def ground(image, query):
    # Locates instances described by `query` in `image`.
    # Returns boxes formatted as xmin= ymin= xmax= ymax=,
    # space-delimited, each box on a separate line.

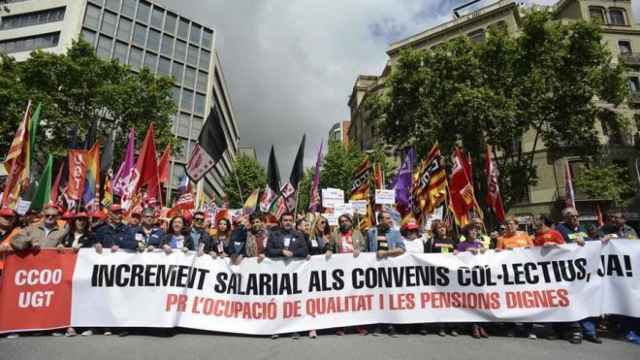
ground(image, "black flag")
xmin=266 ymin=145 xmax=281 ymax=193
xmin=289 ymin=134 xmax=306 ymax=189
xmin=186 ymin=106 xmax=228 ymax=181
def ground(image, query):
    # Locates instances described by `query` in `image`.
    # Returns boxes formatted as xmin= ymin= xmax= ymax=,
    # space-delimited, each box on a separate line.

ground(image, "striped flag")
xmin=2 ymin=101 xmax=32 ymax=208
xmin=413 ymin=144 xmax=447 ymax=216
xmin=83 ymin=142 xmax=101 ymax=211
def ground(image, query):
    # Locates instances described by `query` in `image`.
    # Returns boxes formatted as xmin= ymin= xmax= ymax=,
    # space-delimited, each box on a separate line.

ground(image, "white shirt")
xmin=404 ymin=238 xmax=424 ymax=254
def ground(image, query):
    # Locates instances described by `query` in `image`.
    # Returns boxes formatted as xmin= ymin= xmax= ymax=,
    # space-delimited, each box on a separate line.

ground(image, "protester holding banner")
xmin=599 ymin=211 xmax=639 ymax=240
xmin=555 ymin=208 xmax=588 ymax=245
xmin=161 ymin=216 xmax=194 ymax=253
xmin=11 ymin=204 xmax=66 ymax=251
xmin=245 ymin=213 xmax=269 ymax=259
xmin=61 ymin=212 xmax=96 ymax=251
xmin=428 ymin=220 xmax=456 ymax=255
xmin=307 ymin=216 xmax=332 ymax=257
xmin=330 ymin=214 xmax=366 ymax=257
xmin=456 ymin=224 xmax=489 ymax=338
xmin=190 ymin=211 xmax=213 ymax=256
xmin=266 ymin=212 xmax=308 ymax=339
xmin=213 ymin=218 xmax=231 ymax=256
xmin=533 ymin=215 xmax=565 ymax=247
xmin=0 ymin=207 xmax=19 ymax=276
xmin=401 ymin=221 xmax=429 ymax=255
xmin=496 ymin=216 xmax=533 ymax=250
xmin=95 ymin=205 xmax=135 ymax=251
xmin=228 ymin=219 xmax=249 ymax=264
xmin=129 ymin=208 xmax=165 ymax=251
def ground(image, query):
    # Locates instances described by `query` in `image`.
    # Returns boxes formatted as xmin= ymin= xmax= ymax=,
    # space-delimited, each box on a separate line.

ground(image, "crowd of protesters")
xmin=0 ymin=203 xmax=639 ymax=344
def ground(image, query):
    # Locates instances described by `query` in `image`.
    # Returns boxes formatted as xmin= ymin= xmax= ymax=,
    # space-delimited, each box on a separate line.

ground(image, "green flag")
xmin=29 ymin=102 xmax=42 ymax=154
xmin=30 ymin=154 xmax=53 ymax=212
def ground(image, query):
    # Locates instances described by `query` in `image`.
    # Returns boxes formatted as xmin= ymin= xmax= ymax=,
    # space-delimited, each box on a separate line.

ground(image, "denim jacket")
xmin=367 ymin=227 xmax=405 ymax=252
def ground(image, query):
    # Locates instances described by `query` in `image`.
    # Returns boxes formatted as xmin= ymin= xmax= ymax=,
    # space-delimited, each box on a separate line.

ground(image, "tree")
xmin=370 ymin=9 xmax=627 ymax=216
xmin=222 ymin=154 xmax=267 ymax=208
xmin=574 ymin=164 xmax=634 ymax=208
xmin=319 ymin=140 xmax=365 ymax=196
xmin=0 ymin=40 xmax=178 ymax=169
xmin=295 ymin=168 xmax=315 ymax=212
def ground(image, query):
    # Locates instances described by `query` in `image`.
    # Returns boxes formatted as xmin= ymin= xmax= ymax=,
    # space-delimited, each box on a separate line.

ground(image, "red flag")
xmin=564 ymin=162 xmax=576 ymax=210
xmin=67 ymin=149 xmax=88 ymax=201
xmin=449 ymin=148 xmax=479 ymax=226
xmin=134 ymin=123 xmax=160 ymax=205
xmin=158 ymin=145 xmax=171 ymax=184
xmin=374 ymin=162 xmax=384 ymax=190
xmin=50 ymin=159 xmax=65 ymax=206
xmin=596 ymin=204 xmax=604 ymax=227
xmin=484 ymin=145 xmax=506 ymax=223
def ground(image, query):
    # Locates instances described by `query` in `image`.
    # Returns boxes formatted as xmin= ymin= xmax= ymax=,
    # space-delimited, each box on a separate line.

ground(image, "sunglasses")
xmin=194 ymin=218 xmax=205 ymax=222
xmin=44 ymin=214 xmax=59 ymax=218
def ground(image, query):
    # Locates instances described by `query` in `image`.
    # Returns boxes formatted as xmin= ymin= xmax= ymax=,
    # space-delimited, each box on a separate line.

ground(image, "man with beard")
xmin=266 ymin=212 xmax=308 ymax=339
xmin=95 ymin=205 xmax=137 ymax=252
xmin=245 ymin=213 xmax=269 ymax=261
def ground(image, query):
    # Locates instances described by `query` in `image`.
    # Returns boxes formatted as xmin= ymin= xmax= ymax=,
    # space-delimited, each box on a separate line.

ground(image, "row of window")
xmin=0 ymin=32 xmax=59 ymax=54
xmin=87 ymin=0 xmax=213 ymax=49
xmin=589 ymin=6 xmax=628 ymax=26
xmin=0 ymin=7 xmax=65 ymax=31
xmin=84 ymin=5 xmax=210 ymax=72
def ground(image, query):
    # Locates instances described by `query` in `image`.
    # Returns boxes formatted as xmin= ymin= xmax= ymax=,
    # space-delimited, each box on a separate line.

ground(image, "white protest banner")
xmin=324 ymin=212 xmax=339 ymax=226
xmin=333 ymin=202 xmax=353 ymax=216
xmin=375 ymin=189 xmax=396 ymax=205
xmin=1 ymin=241 xmax=639 ymax=335
xmin=16 ymin=198 xmax=31 ymax=215
xmin=321 ymin=188 xmax=344 ymax=208
xmin=350 ymin=200 xmax=368 ymax=215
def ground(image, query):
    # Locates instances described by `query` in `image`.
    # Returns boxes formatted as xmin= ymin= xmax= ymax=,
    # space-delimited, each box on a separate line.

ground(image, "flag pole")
xmin=234 ymin=163 xmax=244 ymax=205
xmin=294 ymin=187 xmax=301 ymax=217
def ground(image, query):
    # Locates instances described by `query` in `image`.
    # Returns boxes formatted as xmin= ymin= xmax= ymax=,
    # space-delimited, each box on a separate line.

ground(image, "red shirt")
xmin=534 ymin=229 xmax=565 ymax=247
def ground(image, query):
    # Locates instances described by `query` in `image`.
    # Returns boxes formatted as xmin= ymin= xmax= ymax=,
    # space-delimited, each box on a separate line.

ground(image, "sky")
xmin=158 ymin=0 xmax=640 ymax=177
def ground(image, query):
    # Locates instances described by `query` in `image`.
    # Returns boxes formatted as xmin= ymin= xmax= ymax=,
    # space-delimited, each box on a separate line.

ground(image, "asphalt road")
xmin=1 ymin=331 xmax=638 ymax=360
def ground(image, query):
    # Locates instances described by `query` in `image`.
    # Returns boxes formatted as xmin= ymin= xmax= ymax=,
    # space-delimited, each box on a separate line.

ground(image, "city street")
xmin=1 ymin=332 xmax=638 ymax=360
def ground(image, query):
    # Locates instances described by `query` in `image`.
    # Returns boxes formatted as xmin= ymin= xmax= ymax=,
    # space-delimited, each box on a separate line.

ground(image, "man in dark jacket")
xmin=94 ymin=205 xmax=136 ymax=251
xmin=265 ymin=212 xmax=308 ymax=340
xmin=129 ymin=208 xmax=165 ymax=251
xmin=191 ymin=211 xmax=213 ymax=255
xmin=266 ymin=212 xmax=308 ymax=259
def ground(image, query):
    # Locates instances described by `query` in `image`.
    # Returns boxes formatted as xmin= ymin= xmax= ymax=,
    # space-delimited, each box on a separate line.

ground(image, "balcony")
xmin=620 ymin=53 xmax=640 ymax=66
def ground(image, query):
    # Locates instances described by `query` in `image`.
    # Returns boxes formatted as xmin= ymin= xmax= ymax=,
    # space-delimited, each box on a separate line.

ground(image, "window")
xmin=184 ymin=67 xmax=196 ymax=89
xmin=150 ymin=7 xmax=164 ymax=28
xmin=132 ymin=23 xmax=146 ymax=46
xmin=136 ymin=1 xmax=150 ymax=23
xmin=97 ymin=35 xmax=113 ymax=59
xmin=589 ymin=7 xmax=605 ymax=24
xmin=0 ymin=7 xmax=66 ymax=30
xmin=157 ymin=57 xmax=171 ymax=75
xmin=177 ymin=113 xmax=191 ymax=137
xmin=202 ymin=29 xmax=213 ymax=49
xmin=81 ymin=29 xmax=97 ymax=46
xmin=199 ymin=49 xmax=210 ymax=70
xmin=190 ymin=24 xmax=201 ymax=44
xmin=171 ymin=62 xmax=184 ymax=84
xmin=164 ymin=12 xmax=177 ymax=33
xmin=128 ymin=46 xmax=143 ymax=70
xmin=84 ymin=4 xmax=101 ymax=30
xmin=116 ymin=18 xmax=132 ymax=41
xmin=187 ymin=45 xmax=199 ymax=66
xmin=468 ymin=29 xmax=485 ymax=43
xmin=174 ymin=40 xmax=186 ymax=61
xmin=194 ymin=94 xmax=206 ymax=115
xmin=177 ymin=18 xmax=189 ymax=39
xmin=160 ymin=34 xmax=173 ymax=56
xmin=629 ymin=77 xmax=640 ymax=93
xmin=0 ymin=32 xmax=60 ymax=54
xmin=147 ymin=29 xmax=161 ymax=52
xmin=196 ymin=71 xmax=208 ymax=92
xmin=100 ymin=11 xmax=117 ymax=37
xmin=105 ymin=0 xmax=120 ymax=11
xmin=113 ymin=41 xmax=128 ymax=63
xmin=619 ymin=41 xmax=632 ymax=55
xmin=191 ymin=116 xmax=203 ymax=138
xmin=121 ymin=0 xmax=136 ymax=18
xmin=609 ymin=8 xmax=627 ymax=25
xmin=88 ymin=0 xmax=104 ymax=4
xmin=172 ymin=161 xmax=186 ymax=180
xmin=181 ymin=89 xmax=193 ymax=111
xmin=143 ymin=52 xmax=157 ymax=71
xmin=171 ymin=86 xmax=181 ymax=104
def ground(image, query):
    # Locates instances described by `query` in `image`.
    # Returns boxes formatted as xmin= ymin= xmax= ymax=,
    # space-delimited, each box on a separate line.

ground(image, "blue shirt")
xmin=367 ymin=227 xmax=405 ymax=252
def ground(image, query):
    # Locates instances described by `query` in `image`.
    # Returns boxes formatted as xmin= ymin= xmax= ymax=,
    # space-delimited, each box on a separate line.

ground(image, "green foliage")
xmin=319 ymin=140 xmax=365 ymax=196
xmin=295 ymin=168 xmax=315 ymax=212
xmin=222 ymin=154 xmax=267 ymax=208
xmin=0 ymin=40 xmax=178 ymax=169
xmin=371 ymin=9 xmax=628 ymax=213
xmin=574 ymin=164 xmax=634 ymax=207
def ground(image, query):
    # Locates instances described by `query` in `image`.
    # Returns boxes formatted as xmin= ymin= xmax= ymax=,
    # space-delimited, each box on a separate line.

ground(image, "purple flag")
xmin=308 ymin=141 xmax=323 ymax=212
xmin=391 ymin=148 xmax=415 ymax=215
xmin=112 ymin=128 xmax=136 ymax=197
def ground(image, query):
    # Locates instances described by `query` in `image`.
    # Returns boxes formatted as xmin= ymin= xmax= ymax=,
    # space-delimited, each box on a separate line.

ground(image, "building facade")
xmin=328 ymin=121 xmax=350 ymax=145
xmin=348 ymin=0 xmax=640 ymax=224
xmin=0 ymin=0 xmax=240 ymax=203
